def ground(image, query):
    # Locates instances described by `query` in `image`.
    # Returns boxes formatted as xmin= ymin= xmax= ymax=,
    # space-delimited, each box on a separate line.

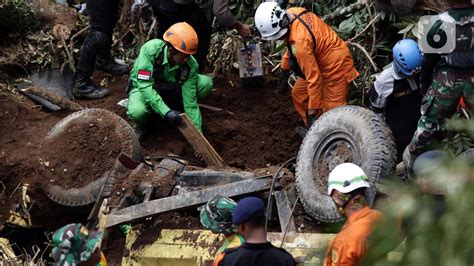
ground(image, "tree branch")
xmin=323 ymin=1 xmax=368 ymax=22
xmin=347 ymin=13 xmax=381 ymax=43
xmin=346 ymin=41 xmax=379 ymax=71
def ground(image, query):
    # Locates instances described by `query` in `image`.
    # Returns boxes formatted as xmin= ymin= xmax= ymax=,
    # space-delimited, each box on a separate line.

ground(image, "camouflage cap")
xmin=51 ymin=223 xmax=103 ymax=266
xmin=199 ymin=195 xmax=237 ymax=235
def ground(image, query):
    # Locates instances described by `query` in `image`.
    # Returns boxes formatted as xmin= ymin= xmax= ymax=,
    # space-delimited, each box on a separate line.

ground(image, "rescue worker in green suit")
xmin=127 ymin=22 xmax=213 ymax=134
xmin=404 ymin=0 xmax=474 ymax=171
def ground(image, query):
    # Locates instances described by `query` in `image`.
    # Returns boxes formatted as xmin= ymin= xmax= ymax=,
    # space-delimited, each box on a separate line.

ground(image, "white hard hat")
xmin=254 ymin=2 xmax=290 ymax=41
xmin=327 ymin=163 xmax=370 ymax=195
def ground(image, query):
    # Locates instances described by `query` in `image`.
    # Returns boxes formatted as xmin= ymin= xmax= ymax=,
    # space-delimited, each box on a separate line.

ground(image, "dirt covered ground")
xmin=0 ymin=72 xmax=304 ymax=232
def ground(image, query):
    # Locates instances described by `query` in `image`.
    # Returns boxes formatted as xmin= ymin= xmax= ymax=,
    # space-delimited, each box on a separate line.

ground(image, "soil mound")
xmin=201 ymin=78 xmax=301 ymax=169
xmin=39 ymin=114 xmax=124 ymax=189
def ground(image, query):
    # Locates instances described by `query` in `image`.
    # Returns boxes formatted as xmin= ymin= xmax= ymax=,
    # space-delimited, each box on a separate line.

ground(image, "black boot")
xmin=96 ymin=42 xmax=129 ymax=75
xmin=96 ymin=56 xmax=129 ymax=75
xmin=73 ymin=72 xmax=110 ymax=99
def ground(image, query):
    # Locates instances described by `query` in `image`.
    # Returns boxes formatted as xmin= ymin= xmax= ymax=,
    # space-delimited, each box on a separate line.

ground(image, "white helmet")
xmin=254 ymin=2 xmax=290 ymax=41
xmin=327 ymin=163 xmax=370 ymax=195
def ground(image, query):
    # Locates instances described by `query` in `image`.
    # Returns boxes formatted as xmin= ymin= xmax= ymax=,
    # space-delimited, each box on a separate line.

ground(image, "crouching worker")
xmin=324 ymin=163 xmax=382 ymax=266
xmin=199 ymin=195 xmax=245 ymax=266
xmin=127 ymin=22 xmax=213 ymax=137
xmin=254 ymin=2 xmax=359 ymax=128
xmin=51 ymin=223 xmax=106 ymax=266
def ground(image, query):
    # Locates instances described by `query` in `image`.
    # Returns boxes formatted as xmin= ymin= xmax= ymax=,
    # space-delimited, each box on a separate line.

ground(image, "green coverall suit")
xmin=127 ymin=39 xmax=213 ymax=131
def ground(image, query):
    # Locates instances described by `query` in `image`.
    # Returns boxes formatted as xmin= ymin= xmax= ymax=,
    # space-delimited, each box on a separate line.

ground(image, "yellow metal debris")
xmin=123 ymin=229 xmax=336 ymax=266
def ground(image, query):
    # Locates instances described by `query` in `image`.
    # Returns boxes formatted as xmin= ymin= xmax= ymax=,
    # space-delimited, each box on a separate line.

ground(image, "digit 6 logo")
xmin=427 ymin=20 xmax=448 ymax=49
xmin=418 ymin=15 xmax=456 ymax=54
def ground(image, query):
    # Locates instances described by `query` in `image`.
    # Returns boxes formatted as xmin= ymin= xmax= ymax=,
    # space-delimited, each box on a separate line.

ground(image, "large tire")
xmin=44 ymin=108 xmax=141 ymax=206
xmin=296 ymin=105 xmax=397 ymax=222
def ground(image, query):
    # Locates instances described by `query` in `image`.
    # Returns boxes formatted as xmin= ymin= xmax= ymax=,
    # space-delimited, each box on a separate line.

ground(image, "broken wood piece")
xmin=177 ymin=113 xmax=226 ymax=167
xmin=106 ymin=175 xmax=273 ymax=227
xmin=198 ymin=104 xmax=234 ymax=115
xmin=275 ymin=190 xmax=297 ymax=233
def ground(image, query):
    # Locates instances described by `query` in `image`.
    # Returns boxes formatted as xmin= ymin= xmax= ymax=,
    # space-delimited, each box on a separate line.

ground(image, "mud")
xmin=39 ymin=117 xmax=124 ymax=189
xmin=314 ymin=142 xmax=354 ymax=194
xmin=0 ymin=72 xmax=301 ymax=230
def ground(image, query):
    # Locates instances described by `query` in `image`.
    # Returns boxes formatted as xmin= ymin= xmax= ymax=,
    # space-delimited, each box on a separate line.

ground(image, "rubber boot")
xmin=96 ymin=56 xmax=129 ymax=75
xmin=96 ymin=42 xmax=129 ymax=75
xmin=73 ymin=71 xmax=110 ymax=99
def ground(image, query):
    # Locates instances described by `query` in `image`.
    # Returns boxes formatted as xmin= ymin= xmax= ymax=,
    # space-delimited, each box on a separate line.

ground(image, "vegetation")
xmin=0 ymin=0 xmax=40 ymax=38
xmin=363 ymin=156 xmax=474 ymax=265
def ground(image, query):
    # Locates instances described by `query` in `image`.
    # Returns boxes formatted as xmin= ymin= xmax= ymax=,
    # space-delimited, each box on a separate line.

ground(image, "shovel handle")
xmin=85 ymin=153 xmax=138 ymax=230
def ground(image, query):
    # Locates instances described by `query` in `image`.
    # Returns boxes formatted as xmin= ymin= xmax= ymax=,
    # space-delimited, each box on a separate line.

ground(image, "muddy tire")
xmin=296 ymin=105 xmax=397 ymax=222
xmin=45 ymin=108 xmax=141 ymax=206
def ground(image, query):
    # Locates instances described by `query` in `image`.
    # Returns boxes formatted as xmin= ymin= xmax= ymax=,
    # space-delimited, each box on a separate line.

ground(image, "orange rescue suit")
xmin=323 ymin=207 xmax=382 ymax=266
xmin=282 ymin=7 xmax=359 ymax=124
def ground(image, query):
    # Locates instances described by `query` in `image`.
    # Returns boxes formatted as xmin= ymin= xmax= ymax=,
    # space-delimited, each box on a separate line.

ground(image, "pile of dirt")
xmin=201 ymin=78 xmax=301 ymax=169
xmin=39 ymin=116 xmax=125 ymax=189
xmin=0 ymin=72 xmax=302 ymax=230
xmin=0 ymin=95 xmax=85 ymax=229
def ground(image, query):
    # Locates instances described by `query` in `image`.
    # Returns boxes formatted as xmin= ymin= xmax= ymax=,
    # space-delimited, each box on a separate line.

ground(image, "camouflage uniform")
xmin=408 ymin=71 xmax=474 ymax=156
xmin=51 ymin=223 xmax=104 ymax=266
xmin=407 ymin=6 xmax=474 ymax=165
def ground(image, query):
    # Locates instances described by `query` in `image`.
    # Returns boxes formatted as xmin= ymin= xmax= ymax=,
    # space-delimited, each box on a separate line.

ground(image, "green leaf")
xmin=398 ymin=24 xmax=414 ymax=35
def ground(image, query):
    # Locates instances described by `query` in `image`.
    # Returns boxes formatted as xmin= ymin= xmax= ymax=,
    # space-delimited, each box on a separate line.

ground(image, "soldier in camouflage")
xmin=404 ymin=0 xmax=474 ymax=171
xmin=51 ymin=223 xmax=105 ymax=266
xmin=199 ymin=195 xmax=245 ymax=266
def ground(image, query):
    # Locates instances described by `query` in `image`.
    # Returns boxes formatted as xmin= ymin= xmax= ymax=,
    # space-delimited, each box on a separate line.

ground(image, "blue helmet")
xmin=392 ymin=39 xmax=423 ymax=76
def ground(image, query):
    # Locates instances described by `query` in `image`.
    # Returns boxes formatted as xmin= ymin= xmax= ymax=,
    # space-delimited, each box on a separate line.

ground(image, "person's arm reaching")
xmin=213 ymin=0 xmax=251 ymax=37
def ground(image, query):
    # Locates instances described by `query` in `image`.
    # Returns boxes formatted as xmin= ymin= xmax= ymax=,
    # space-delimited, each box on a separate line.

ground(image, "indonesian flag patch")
xmin=137 ymin=69 xmax=151 ymax=80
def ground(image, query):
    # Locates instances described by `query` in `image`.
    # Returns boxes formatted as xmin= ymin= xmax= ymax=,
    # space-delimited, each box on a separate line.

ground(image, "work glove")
xmin=307 ymin=114 xmax=317 ymax=129
xmin=306 ymin=109 xmax=322 ymax=129
xmin=277 ymin=70 xmax=291 ymax=94
xmin=164 ymin=110 xmax=182 ymax=125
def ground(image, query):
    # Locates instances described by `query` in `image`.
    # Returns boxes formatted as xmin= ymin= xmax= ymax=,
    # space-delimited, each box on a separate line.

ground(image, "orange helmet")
xmin=163 ymin=22 xmax=198 ymax=55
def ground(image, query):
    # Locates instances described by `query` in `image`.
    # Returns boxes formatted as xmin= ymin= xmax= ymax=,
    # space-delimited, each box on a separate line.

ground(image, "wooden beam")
xmin=106 ymin=176 xmax=272 ymax=228
xmin=177 ymin=113 xmax=226 ymax=167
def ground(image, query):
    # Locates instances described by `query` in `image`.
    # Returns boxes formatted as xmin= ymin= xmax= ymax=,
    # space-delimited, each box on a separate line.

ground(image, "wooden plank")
xmin=177 ymin=113 xmax=226 ymax=167
xmin=275 ymin=190 xmax=296 ymax=233
xmin=198 ymin=104 xmax=234 ymax=115
xmin=106 ymin=176 xmax=272 ymax=228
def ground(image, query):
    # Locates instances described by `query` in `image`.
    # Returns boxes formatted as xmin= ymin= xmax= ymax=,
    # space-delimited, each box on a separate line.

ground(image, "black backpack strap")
xmin=286 ymin=10 xmax=317 ymax=54
xmin=285 ymin=10 xmax=317 ymax=79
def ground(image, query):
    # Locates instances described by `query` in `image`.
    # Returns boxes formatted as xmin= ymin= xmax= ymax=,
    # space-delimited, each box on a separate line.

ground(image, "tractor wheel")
xmin=295 ymin=105 xmax=397 ymax=222
xmin=44 ymin=108 xmax=141 ymax=206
